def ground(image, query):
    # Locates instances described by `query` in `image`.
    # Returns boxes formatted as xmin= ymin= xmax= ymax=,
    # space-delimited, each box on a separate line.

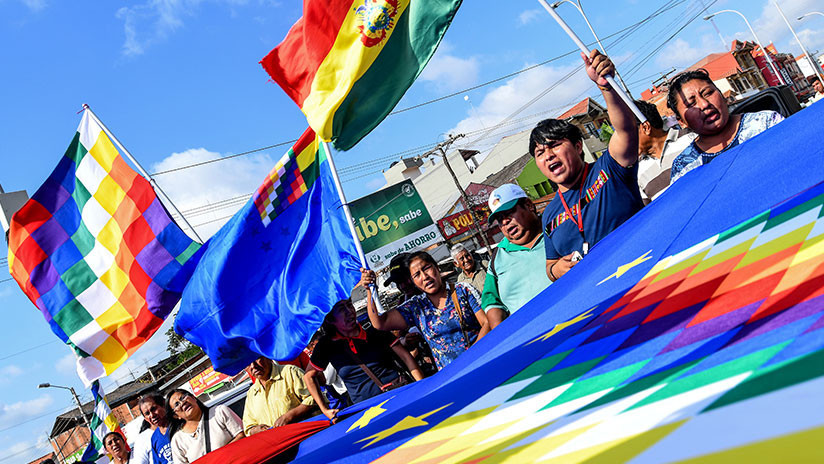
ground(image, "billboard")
xmin=189 ymin=366 xmax=231 ymax=396
xmin=438 ymin=205 xmax=490 ymax=240
xmin=349 ymin=180 xmax=442 ymax=269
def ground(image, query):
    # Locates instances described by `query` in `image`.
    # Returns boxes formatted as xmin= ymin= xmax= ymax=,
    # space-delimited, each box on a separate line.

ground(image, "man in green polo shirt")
xmin=482 ymin=184 xmax=552 ymax=329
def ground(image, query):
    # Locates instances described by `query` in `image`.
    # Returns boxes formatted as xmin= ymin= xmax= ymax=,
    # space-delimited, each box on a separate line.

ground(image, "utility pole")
xmin=47 ymin=432 xmax=66 ymax=464
xmin=38 ymin=383 xmax=91 ymax=430
xmin=422 ymin=134 xmax=493 ymax=253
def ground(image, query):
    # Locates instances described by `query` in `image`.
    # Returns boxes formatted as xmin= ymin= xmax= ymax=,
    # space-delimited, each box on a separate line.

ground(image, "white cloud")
xmin=447 ymin=61 xmax=592 ymax=145
xmin=518 ymin=8 xmax=542 ymax=26
xmin=0 ymin=395 xmax=54 ymax=425
xmin=55 ymin=353 xmax=76 ymax=375
xmin=115 ymin=0 xmax=250 ymax=56
xmin=364 ymin=177 xmax=387 ymax=191
xmin=19 ymin=0 xmax=46 ymax=12
xmin=0 ymin=365 xmax=23 ymax=377
xmin=655 ymin=35 xmax=725 ymax=70
xmin=419 ymin=42 xmax=480 ymax=92
xmin=151 ymin=148 xmax=274 ymax=238
xmin=0 ymin=435 xmax=51 ymax=463
xmin=752 ymin=0 xmax=824 ymax=52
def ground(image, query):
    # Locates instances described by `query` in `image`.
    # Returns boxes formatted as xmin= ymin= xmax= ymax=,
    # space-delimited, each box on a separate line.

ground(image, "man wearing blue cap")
xmin=481 ymin=184 xmax=552 ymax=329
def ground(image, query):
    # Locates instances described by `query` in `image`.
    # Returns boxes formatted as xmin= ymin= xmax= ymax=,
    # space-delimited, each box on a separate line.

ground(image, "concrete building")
xmin=795 ymin=53 xmax=824 ymax=79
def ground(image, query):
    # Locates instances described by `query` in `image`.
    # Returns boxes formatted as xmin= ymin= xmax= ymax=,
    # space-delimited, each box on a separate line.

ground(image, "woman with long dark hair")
xmin=305 ymin=297 xmax=423 ymax=422
xmin=667 ymin=68 xmax=784 ymax=182
xmin=365 ymin=251 xmax=489 ymax=370
xmin=166 ymin=389 xmax=243 ymax=463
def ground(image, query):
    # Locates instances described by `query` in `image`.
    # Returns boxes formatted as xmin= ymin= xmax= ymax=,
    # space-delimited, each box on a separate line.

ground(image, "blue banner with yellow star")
xmin=284 ymin=102 xmax=824 ymax=461
xmin=175 ymin=129 xmax=360 ymax=374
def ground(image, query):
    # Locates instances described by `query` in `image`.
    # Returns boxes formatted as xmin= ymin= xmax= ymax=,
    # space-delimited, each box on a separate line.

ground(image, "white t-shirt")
xmin=170 ymin=405 xmax=243 ymax=464
xmin=132 ymin=427 xmax=155 ymax=464
xmin=323 ymin=363 xmax=347 ymax=396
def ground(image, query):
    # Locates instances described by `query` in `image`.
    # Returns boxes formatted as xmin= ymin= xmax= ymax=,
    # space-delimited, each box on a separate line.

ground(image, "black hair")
xmin=528 ymin=119 xmax=583 ymax=157
xmin=138 ymin=391 xmax=166 ymax=432
xmin=165 ymin=388 xmax=208 ymax=438
xmin=404 ymin=251 xmax=438 ymax=270
xmin=102 ymin=431 xmax=125 ymax=451
xmin=320 ymin=299 xmax=353 ymax=339
xmin=138 ymin=391 xmax=165 ymax=410
xmin=633 ymin=100 xmax=664 ymax=130
xmin=666 ymin=68 xmax=717 ymax=118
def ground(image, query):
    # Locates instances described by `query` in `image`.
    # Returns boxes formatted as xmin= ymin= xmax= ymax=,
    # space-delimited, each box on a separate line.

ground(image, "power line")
xmin=0 ymin=339 xmax=59 ymax=361
xmin=130 ymin=3 xmax=687 ymax=180
xmin=150 ymin=139 xmax=298 ymax=176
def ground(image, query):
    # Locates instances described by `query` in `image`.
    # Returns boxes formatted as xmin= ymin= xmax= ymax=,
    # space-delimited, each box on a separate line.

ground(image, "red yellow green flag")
xmin=260 ymin=0 xmax=463 ymax=151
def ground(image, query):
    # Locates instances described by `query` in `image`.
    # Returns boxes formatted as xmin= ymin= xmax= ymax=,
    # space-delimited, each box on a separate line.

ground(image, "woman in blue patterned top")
xmin=364 ymin=251 xmax=490 ymax=370
xmin=667 ymin=68 xmax=784 ymax=182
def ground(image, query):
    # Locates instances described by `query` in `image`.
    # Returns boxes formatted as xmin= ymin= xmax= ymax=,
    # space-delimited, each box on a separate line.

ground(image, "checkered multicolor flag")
xmin=7 ymin=111 xmax=200 ymax=385
xmin=252 ymin=128 xmax=323 ymax=227
xmin=79 ymin=381 xmax=126 ymax=462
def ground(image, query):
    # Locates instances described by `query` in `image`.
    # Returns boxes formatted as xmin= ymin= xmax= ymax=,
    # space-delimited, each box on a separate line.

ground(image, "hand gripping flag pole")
xmin=536 ymin=0 xmax=647 ymax=123
xmin=322 ymin=141 xmax=385 ymax=313
xmin=82 ymin=104 xmax=204 ymax=243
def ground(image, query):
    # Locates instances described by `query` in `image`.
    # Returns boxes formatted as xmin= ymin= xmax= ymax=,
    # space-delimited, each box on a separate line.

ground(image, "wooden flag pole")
xmin=82 ymin=104 xmax=205 ymax=243
xmin=536 ymin=0 xmax=647 ymax=123
xmin=322 ymin=141 xmax=385 ymax=314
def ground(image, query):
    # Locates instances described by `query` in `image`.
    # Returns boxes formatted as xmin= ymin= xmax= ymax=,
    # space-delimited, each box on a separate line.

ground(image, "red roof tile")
xmin=688 ymin=52 xmax=741 ymax=81
xmin=558 ymin=98 xmax=590 ymax=120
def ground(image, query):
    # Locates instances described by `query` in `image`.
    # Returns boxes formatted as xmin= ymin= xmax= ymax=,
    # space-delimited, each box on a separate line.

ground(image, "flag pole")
xmin=536 ymin=0 xmax=646 ymax=123
xmin=82 ymin=104 xmax=204 ymax=243
xmin=322 ymin=141 xmax=385 ymax=313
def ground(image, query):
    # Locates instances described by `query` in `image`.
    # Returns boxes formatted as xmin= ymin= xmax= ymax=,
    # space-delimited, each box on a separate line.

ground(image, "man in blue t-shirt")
xmin=532 ymin=50 xmax=642 ymax=282
xmin=136 ymin=391 xmax=173 ymax=464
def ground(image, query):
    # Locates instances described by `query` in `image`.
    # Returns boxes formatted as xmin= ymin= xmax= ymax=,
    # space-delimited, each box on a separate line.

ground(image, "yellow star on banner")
xmin=355 ymin=403 xmax=453 ymax=449
xmin=597 ymin=250 xmax=653 ymax=285
xmin=348 ymin=399 xmax=391 ymax=433
xmin=526 ymin=307 xmax=596 ymax=345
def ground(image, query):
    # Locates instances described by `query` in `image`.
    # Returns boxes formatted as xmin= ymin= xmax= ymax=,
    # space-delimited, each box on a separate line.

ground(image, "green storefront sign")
xmin=349 ymin=180 xmax=442 ymax=269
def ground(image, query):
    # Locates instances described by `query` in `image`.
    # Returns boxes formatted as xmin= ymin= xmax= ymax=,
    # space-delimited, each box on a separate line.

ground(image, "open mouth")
xmin=548 ymin=161 xmax=564 ymax=176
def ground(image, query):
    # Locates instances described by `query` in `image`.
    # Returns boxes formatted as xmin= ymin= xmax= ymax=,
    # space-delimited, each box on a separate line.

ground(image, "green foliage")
xmin=165 ymin=327 xmax=202 ymax=367
xmin=599 ymin=122 xmax=615 ymax=144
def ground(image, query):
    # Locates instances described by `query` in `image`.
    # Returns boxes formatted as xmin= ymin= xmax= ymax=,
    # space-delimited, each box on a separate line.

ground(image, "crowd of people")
xmin=106 ymin=48 xmax=797 ymax=462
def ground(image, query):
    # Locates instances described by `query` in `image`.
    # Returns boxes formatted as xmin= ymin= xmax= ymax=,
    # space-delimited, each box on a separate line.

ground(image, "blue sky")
xmin=1 ymin=0 xmax=822 ymax=461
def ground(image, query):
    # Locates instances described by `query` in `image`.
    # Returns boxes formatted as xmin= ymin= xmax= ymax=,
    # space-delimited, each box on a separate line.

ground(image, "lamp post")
xmin=38 ymin=383 xmax=91 ymax=430
xmin=797 ymin=12 xmax=824 ymax=20
xmin=551 ymin=0 xmax=632 ymax=97
xmin=704 ymin=9 xmax=787 ymax=86
xmin=774 ymin=1 xmax=824 ymax=86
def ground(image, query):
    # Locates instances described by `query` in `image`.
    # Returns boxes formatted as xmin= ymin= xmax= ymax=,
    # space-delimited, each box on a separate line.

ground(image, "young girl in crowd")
xmin=365 ymin=251 xmax=489 ymax=370
xmin=166 ymin=389 xmax=244 ymax=463
xmin=305 ymin=298 xmax=423 ymax=422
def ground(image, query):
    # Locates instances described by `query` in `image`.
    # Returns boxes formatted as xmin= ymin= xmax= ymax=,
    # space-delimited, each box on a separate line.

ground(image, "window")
xmin=583 ymin=122 xmax=600 ymax=138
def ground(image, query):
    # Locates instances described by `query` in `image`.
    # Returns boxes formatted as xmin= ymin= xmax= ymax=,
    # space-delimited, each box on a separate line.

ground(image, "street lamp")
xmin=551 ymin=0 xmax=632 ymax=97
xmin=704 ymin=9 xmax=787 ymax=86
xmin=774 ymin=1 xmax=824 ymax=86
xmin=797 ymin=12 xmax=824 ymax=21
xmin=39 ymin=382 xmax=92 ymax=430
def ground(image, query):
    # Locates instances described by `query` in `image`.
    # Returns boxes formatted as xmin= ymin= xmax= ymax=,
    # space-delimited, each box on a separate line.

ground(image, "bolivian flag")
xmin=261 ymin=0 xmax=462 ymax=151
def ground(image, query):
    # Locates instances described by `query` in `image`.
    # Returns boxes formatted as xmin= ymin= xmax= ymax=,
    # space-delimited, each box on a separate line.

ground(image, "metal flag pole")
xmin=774 ymin=0 xmax=824 ymax=86
xmin=82 ymin=104 xmax=204 ymax=243
xmin=322 ymin=140 xmax=385 ymax=313
xmin=537 ymin=0 xmax=646 ymax=123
